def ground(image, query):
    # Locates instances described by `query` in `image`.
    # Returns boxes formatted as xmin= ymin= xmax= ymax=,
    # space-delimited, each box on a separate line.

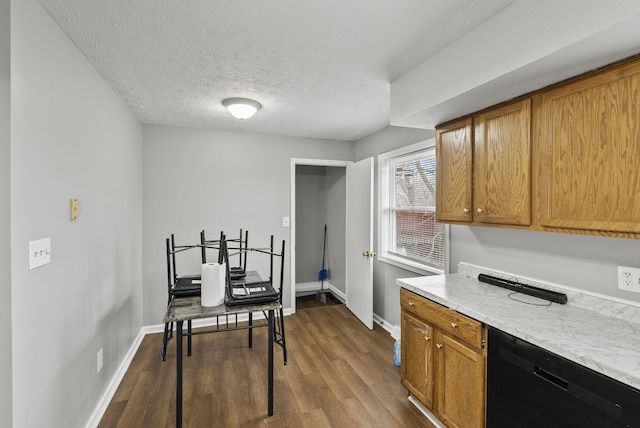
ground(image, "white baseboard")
xmin=373 ymin=313 xmax=394 ymax=336
xmin=295 ymin=281 xmax=346 ymax=302
xmin=84 ymin=303 xmax=380 ymax=428
xmin=408 ymin=395 xmax=446 ymax=427
xmin=295 ymin=281 xmax=333 ymax=294
xmin=84 ymin=327 xmax=146 ymax=428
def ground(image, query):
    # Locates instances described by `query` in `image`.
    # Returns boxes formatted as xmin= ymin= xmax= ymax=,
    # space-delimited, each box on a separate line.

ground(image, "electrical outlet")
xmin=97 ymin=348 xmax=103 ymax=373
xmin=617 ymin=266 xmax=640 ymax=293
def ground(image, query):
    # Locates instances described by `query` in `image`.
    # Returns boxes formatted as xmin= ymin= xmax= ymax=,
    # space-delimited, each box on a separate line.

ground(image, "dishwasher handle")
xmin=534 ymin=365 xmax=568 ymax=390
xmin=500 ymin=346 xmax=569 ymax=391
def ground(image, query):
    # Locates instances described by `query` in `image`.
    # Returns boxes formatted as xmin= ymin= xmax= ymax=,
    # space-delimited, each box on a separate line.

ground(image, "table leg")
xmin=176 ymin=320 xmax=183 ymax=428
xmin=268 ymin=309 xmax=274 ymax=416
xmin=187 ymin=320 xmax=192 ymax=356
xmin=248 ymin=312 xmax=253 ymax=348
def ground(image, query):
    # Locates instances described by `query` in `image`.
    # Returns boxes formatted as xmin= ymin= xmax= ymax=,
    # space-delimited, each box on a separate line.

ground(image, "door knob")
xmin=362 ymin=251 xmax=377 ymax=258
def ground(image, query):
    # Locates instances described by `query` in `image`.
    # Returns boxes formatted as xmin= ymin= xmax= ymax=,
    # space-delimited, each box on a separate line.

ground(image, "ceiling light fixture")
xmin=222 ymin=98 xmax=262 ymax=120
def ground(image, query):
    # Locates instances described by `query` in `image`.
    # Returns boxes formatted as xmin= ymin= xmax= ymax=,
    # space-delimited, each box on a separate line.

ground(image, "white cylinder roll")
xmin=201 ymin=262 xmax=225 ymax=307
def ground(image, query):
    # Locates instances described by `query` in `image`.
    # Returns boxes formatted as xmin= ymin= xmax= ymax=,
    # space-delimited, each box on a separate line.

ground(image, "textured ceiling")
xmin=36 ymin=0 xmax=515 ymax=141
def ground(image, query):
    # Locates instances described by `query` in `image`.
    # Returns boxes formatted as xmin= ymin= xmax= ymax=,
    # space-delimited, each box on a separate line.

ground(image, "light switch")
xmin=29 ymin=238 xmax=51 ymax=270
xmin=282 ymin=216 xmax=290 ymax=227
xmin=70 ymin=198 xmax=78 ymax=220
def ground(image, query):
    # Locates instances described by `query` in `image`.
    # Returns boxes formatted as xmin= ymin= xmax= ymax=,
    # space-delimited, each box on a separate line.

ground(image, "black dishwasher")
xmin=487 ymin=327 xmax=640 ymax=428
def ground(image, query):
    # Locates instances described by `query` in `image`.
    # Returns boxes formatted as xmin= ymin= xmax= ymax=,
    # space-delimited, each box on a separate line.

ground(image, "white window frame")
xmin=377 ymin=139 xmax=449 ymax=275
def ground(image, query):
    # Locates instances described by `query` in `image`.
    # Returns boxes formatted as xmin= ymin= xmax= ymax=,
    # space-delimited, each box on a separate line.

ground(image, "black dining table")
xmin=163 ymin=294 xmax=280 ymax=427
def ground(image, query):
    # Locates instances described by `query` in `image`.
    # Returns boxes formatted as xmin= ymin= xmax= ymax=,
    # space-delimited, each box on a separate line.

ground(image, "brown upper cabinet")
xmin=437 ymin=54 xmax=640 ymax=238
xmin=536 ymin=61 xmax=640 ymax=233
xmin=474 ymin=99 xmax=531 ymax=226
xmin=436 ymin=118 xmax=473 ymax=223
xmin=436 ymin=99 xmax=531 ymax=226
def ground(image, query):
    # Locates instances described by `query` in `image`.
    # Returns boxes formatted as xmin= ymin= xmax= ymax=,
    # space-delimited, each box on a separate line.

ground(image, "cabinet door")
xmin=474 ymin=99 xmax=531 ymax=225
xmin=401 ymin=311 xmax=434 ymax=408
xmin=436 ymin=118 xmax=473 ymax=222
xmin=538 ymin=62 xmax=640 ymax=232
xmin=434 ymin=331 xmax=485 ymax=428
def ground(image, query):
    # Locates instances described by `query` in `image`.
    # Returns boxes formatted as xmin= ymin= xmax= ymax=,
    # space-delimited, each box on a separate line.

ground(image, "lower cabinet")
xmin=401 ymin=288 xmax=487 ymax=428
xmin=434 ymin=330 xmax=486 ymax=428
xmin=401 ymin=311 xmax=434 ymax=408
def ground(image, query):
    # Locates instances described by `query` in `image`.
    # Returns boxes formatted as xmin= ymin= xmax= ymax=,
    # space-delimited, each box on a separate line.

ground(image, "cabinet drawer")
xmin=401 ymin=288 xmax=483 ymax=349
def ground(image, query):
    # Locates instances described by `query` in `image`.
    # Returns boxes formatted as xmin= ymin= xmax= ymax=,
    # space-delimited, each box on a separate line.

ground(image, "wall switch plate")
xmin=282 ymin=216 xmax=290 ymax=227
xmin=70 ymin=198 xmax=78 ymax=220
xmin=29 ymin=238 xmax=51 ymax=270
xmin=617 ymin=266 xmax=640 ymax=293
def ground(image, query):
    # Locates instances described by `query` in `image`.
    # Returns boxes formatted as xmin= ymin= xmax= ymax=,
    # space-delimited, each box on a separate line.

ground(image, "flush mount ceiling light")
xmin=222 ymin=98 xmax=262 ymax=120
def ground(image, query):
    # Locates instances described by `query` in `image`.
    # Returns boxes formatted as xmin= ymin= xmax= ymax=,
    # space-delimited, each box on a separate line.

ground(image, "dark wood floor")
xmin=295 ymin=292 xmax=342 ymax=310
xmin=98 ymin=304 xmax=433 ymax=427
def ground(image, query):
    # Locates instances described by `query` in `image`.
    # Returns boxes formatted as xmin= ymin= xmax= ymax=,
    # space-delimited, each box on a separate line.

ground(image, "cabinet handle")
xmin=425 ymin=336 xmax=431 ymax=341
xmin=463 ymin=208 xmax=470 ymax=214
xmin=451 ymin=322 xmax=458 ymax=328
xmin=476 ymin=208 xmax=483 ymax=215
xmin=436 ymin=344 xmax=443 ymax=349
xmin=408 ymin=301 xmax=414 ymax=307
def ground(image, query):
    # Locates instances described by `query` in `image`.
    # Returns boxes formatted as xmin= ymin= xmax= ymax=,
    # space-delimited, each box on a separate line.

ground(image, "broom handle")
xmin=322 ymin=224 xmax=327 ymax=268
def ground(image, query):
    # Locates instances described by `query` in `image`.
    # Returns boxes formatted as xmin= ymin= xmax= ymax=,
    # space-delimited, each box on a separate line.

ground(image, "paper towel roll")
xmin=201 ymin=263 xmax=225 ymax=307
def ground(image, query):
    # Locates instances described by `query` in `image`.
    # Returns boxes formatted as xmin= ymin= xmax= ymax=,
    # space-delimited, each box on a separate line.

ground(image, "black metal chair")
xmin=217 ymin=232 xmax=288 ymax=365
xmin=161 ymin=230 xmax=287 ymax=366
xmin=200 ymin=229 xmax=224 ymax=264
xmin=252 ymin=235 xmax=288 ymax=365
xmin=160 ymin=234 xmax=201 ymax=361
xmin=273 ymin=238 xmax=288 ymax=365
xmin=226 ymin=229 xmax=249 ymax=274
xmin=162 ymin=231 xmax=242 ymax=360
xmin=199 ymin=230 xmax=250 ymax=336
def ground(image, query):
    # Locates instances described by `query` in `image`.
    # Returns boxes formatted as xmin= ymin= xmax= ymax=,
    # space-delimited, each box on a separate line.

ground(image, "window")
xmin=378 ymin=139 xmax=448 ymax=275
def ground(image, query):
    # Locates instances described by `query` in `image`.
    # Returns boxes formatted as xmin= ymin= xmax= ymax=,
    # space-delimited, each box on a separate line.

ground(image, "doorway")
xmin=290 ymin=159 xmax=351 ymax=314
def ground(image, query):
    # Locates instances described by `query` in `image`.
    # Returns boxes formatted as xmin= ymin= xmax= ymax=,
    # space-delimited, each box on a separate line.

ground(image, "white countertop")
xmin=397 ymin=264 xmax=640 ymax=390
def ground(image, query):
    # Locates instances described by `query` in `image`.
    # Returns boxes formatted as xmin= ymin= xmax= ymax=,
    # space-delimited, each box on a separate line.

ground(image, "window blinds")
xmin=391 ymin=155 xmax=445 ymax=271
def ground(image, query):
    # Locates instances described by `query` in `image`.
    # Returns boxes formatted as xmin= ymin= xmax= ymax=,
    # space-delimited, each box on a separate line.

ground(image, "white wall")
xmin=295 ymin=166 xmax=329 ymax=284
xmin=324 ymin=167 xmax=346 ymax=293
xmin=10 ymin=1 xmax=143 ymax=427
xmin=295 ymin=165 xmax=330 ymax=286
xmin=391 ymin=0 xmax=640 ymax=128
xmin=451 ymin=226 xmax=640 ymax=304
xmin=354 ymin=126 xmax=435 ymax=326
xmin=294 ymin=165 xmax=346 ymax=293
xmin=142 ymin=125 xmax=353 ymax=325
xmin=0 ymin=0 xmax=11 ymax=426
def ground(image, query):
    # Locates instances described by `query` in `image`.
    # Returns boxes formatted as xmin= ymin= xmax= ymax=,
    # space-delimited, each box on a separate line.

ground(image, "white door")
xmin=346 ymin=157 xmax=374 ymax=329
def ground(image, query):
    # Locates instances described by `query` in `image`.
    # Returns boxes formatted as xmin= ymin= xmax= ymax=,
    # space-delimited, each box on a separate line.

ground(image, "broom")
xmin=315 ymin=224 xmax=328 ymax=303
